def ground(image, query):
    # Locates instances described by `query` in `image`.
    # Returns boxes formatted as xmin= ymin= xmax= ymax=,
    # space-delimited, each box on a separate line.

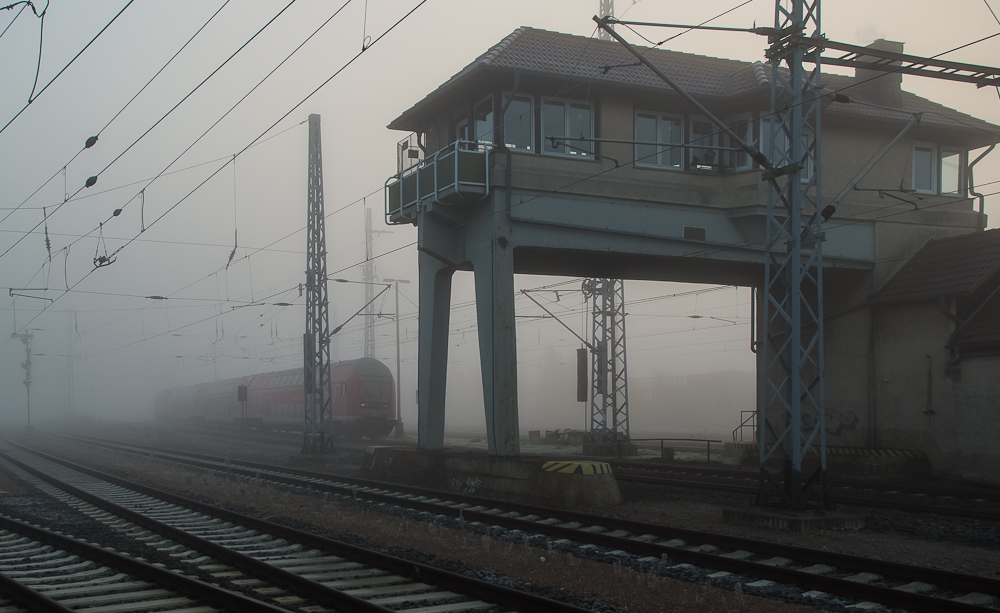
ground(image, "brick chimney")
xmin=854 ymin=39 xmax=904 ymax=108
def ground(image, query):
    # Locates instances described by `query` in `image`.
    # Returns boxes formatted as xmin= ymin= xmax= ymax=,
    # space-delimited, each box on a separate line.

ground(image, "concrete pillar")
xmin=472 ymin=233 xmax=519 ymax=456
xmin=417 ymin=250 xmax=454 ymax=450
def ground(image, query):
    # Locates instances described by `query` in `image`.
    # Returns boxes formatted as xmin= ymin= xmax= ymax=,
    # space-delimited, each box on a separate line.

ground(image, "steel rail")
xmin=0 ymin=513 xmax=288 ymax=613
xmin=1 ymin=439 xmax=593 ymax=613
xmin=42 ymin=432 xmax=1000 ymax=612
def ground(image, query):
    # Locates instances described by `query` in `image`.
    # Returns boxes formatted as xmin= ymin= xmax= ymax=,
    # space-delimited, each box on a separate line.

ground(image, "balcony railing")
xmin=384 ymin=140 xmax=490 ymax=224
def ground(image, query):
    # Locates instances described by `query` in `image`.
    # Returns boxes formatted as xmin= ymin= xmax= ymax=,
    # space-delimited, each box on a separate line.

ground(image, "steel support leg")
xmin=473 ymin=231 xmax=519 ymax=456
xmin=417 ymin=251 xmax=453 ymax=451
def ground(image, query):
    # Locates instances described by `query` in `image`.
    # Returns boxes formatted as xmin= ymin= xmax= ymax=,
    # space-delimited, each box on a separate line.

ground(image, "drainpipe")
xmin=969 ymin=144 xmax=996 ymax=229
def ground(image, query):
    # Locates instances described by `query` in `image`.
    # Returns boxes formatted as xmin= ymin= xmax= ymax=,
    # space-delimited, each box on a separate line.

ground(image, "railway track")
xmin=0 ymin=439 xmax=592 ymax=613
xmin=0 ymin=509 xmax=288 ymax=612
xmin=33 ymin=431 xmax=1000 ymax=612
xmin=608 ymin=462 xmax=1000 ymax=522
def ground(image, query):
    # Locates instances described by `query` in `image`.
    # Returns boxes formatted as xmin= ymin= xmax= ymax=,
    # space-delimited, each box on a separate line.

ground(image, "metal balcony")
xmin=384 ymin=140 xmax=490 ymax=224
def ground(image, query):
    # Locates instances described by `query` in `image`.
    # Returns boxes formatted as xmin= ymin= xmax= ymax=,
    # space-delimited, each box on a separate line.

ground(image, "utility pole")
xmin=303 ymin=114 xmax=333 ymax=454
xmin=582 ymin=278 xmax=630 ymax=446
xmin=66 ymin=310 xmax=75 ymax=417
xmin=11 ymin=331 xmax=33 ymax=430
xmin=384 ymin=278 xmax=410 ymax=438
xmin=363 ymin=209 xmax=375 ymax=358
xmin=363 ymin=209 xmax=391 ymax=358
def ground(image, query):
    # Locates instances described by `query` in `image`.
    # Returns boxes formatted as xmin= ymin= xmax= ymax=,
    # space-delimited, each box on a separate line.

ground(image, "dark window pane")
xmin=913 ymin=146 xmax=934 ymax=192
xmin=474 ymin=98 xmax=494 ymax=146
xmin=568 ymin=103 xmax=592 ymax=156
xmin=542 ymin=102 xmax=565 ymax=153
xmin=635 ymin=114 xmax=657 ymax=165
xmin=504 ymin=97 xmax=532 ymax=151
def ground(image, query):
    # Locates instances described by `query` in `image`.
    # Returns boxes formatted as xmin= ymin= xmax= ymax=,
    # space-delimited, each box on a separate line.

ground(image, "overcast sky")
xmin=0 ymin=0 xmax=997 ymax=433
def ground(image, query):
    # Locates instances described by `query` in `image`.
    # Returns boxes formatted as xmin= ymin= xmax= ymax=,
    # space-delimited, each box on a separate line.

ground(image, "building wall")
xmin=873 ymin=301 xmax=1000 ymax=482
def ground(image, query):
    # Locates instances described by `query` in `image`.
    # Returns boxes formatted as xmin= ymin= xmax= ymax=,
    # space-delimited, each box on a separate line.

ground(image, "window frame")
xmin=473 ymin=93 xmax=495 ymax=150
xmin=540 ymin=97 xmax=595 ymax=159
xmin=759 ymin=116 xmax=815 ymax=182
xmin=501 ymin=92 xmax=534 ymax=152
xmin=724 ymin=113 xmax=754 ymax=172
xmin=912 ymin=141 xmax=938 ymax=195
xmin=633 ymin=110 xmax=684 ymax=170
xmin=939 ymin=147 xmax=964 ymax=196
xmin=688 ymin=115 xmax=720 ymax=171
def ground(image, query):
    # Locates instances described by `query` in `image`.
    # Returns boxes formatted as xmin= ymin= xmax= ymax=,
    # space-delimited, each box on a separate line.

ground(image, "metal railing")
xmin=626 ymin=437 xmax=723 ymax=462
xmin=732 ymin=410 xmax=757 ymax=442
xmin=384 ymin=140 xmax=491 ymax=223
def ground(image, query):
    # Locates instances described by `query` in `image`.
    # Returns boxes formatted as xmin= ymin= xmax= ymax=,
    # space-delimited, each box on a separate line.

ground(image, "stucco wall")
xmin=874 ymin=301 xmax=1000 ymax=482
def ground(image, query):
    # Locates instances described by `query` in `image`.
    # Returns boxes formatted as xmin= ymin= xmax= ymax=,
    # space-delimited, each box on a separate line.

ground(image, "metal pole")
xmin=394 ymin=281 xmax=402 ymax=437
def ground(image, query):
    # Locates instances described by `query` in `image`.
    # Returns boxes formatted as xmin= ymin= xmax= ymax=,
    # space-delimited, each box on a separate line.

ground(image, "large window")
xmin=941 ymin=149 xmax=962 ymax=195
xmin=912 ymin=143 xmax=964 ymax=195
xmin=689 ymin=117 xmax=718 ymax=170
xmin=635 ymin=111 xmax=683 ymax=169
xmin=541 ymin=99 xmax=593 ymax=157
xmin=502 ymin=93 xmax=533 ymax=152
xmin=761 ymin=117 xmax=814 ymax=180
xmin=474 ymin=95 xmax=494 ymax=147
xmin=725 ymin=114 xmax=754 ymax=171
xmin=912 ymin=143 xmax=936 ymax=194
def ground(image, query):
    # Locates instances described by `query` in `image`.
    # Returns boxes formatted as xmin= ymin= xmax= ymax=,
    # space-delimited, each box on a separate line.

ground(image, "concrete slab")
xmin=359 ymin=446 xmax=622 ymax=508
xmin=723 ymin=508 xmax=864 ymax=532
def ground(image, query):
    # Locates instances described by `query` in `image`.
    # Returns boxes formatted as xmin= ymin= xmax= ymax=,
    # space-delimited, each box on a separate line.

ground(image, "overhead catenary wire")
xmin=0 ymin=0 xmax=135 ymax=136
xmin=0 ymin=0 xmax=429 ymax=349
xmin=5 ymin=3 xmax=992 ymax=378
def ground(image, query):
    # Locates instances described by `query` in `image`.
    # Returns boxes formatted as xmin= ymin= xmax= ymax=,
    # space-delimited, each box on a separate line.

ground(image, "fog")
xmin=0 ymin=1 xmax=996 ymax=438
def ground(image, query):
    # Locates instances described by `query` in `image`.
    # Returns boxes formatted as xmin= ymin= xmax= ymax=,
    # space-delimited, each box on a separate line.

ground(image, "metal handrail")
xmin=385 ymin=140 xmax=491 ymax=222
xmin=733 ymin=410 xmax=757 ymax=442
xmin=622 ymin=437 xmax=722 ymax=462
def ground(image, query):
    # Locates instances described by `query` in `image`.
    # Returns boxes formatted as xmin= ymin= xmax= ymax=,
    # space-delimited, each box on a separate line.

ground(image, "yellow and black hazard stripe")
xmin=541 ymin=461 xmax=612 ymax=475
xmin=826 ymin=447 xmax=926 ymax=459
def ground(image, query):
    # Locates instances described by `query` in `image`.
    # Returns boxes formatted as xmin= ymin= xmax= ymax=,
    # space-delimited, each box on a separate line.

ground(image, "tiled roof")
xmin=873 ymin=228 xmax=1000 ymax=304
xmin=390 ymin=26 xmax=1000 ymax=141
xmin=955 ymin=290 xmax=1000 ymax=348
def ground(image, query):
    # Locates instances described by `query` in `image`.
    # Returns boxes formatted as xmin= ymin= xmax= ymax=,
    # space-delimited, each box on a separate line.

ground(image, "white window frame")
xmin=725 ymin=113 xmax=754 ymax=172
xmin=473 ymin=94 xmax=495 ymax=150
xmin=634 ymin=110 xmax=684 ymax=170
xmin=940 ymin=147 xmax=964 ymax=196
xmin=760 ymin=117 xmax=814 ymax=182
xmin=501 ymin=92 xmax=534 ymax=152
xmin=540 ymin=98 xmax=594 ymax=159
xmin=688 ymin=115 xmax=719 ymax=170
xmin=912 ymin=142 xmax=938 ymax=194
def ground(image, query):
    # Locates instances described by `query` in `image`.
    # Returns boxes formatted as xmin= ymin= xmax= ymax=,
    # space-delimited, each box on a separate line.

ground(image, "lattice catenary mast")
xmin=583 ymin=278 xmax=630 ymax=443
xmin=303 ymin=114 xmax=334 ymax=454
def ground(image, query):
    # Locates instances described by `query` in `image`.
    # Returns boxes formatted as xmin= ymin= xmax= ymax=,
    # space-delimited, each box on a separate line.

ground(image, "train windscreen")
xmin=358 ymin=376 xmax=391 ymax=408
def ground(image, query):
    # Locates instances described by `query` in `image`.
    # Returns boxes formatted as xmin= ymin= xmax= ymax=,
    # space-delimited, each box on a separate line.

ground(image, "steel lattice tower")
xmin=584 ymin=278 xmax=630 ymax=443
xmin=363 ymin=208 xmax=375 ymax=358
xmin=758 ymin=0 xmax=827 ymax=510
xmin=303 ymin=114 xmax=333 ymax=454
xmin=597 ymin=1 xmax=614 ymax=40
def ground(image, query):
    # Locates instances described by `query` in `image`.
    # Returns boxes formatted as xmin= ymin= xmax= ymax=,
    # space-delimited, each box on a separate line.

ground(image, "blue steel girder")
xmin=758 ymin=0 xmax=828 ymax=512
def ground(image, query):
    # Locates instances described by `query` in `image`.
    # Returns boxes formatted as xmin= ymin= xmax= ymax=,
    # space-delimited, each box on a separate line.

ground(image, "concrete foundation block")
xmin=359 ymin=446 xmax=622 ymax=508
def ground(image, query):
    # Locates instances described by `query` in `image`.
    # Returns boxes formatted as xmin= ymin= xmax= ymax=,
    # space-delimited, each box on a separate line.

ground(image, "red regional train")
xmin=154 ymin=358 xmax=397 ymax=438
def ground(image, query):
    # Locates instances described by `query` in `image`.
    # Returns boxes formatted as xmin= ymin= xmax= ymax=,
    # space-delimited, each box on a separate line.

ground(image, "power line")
xmin=0 ymin=0 xmax=135 ymax=136
xmin=1 ymin=0 xmax=429 ymax=348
